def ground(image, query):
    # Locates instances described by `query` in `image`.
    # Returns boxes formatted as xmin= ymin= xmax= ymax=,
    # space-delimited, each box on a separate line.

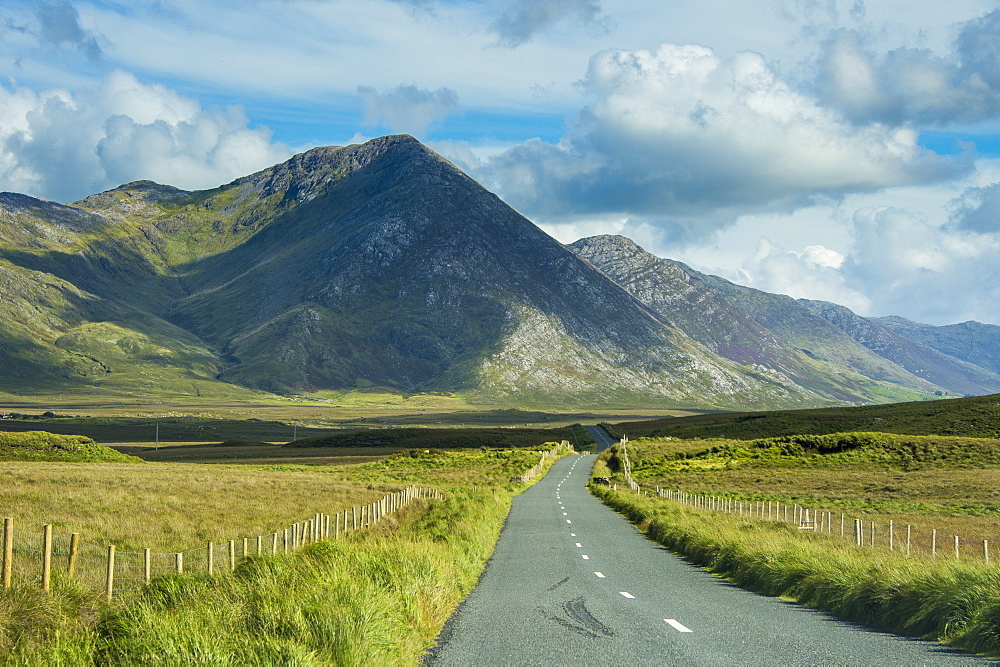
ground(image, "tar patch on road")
xmin=538 ymin=596 xmax=615 ymax=639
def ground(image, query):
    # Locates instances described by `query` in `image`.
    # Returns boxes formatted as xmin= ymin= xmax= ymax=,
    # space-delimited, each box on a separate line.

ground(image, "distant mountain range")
xmin=2 ymin=134 xmax=997 ymax=408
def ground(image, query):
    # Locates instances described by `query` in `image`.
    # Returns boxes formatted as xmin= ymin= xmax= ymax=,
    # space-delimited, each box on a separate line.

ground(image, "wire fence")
xmin=510 ymin=441 xmax=573 ymax=482
xmin=2 ymin=486 xmax=443 ymax=600
xmin=613 ymin=438 xmax=995 ymax=564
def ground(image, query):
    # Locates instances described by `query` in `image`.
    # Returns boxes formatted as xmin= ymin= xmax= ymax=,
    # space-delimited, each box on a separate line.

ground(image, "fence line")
xmin=510 ymin=441 xmax=573 ymax=483
xmin=611 ymin=440 xmax=994 ymax=563
xmin=1 ymin=486 xmax=444 ymax=600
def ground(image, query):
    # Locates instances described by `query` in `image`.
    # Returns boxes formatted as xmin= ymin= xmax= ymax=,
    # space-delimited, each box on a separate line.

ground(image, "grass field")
xmin=0 ymin=430 xmax=573 ymax=662
xmin=613 ymin=393 xmax=1000 ymax=440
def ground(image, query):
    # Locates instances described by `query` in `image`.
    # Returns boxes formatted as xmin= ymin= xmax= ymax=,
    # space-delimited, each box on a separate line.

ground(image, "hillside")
xmin=801 ymin=300 xmax=1000 ymax=396
xmin=876 ymin=317 xmax=1000 ymax=377
xmin=1 ymin=136 xmax=996 ymax=409
xmin=569 ymin=235 xmax=953 ymax=403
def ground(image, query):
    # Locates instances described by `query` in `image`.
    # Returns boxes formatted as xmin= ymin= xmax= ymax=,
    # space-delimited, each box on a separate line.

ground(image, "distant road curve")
xmin=427 ymin=436 xmax=989 ymax=664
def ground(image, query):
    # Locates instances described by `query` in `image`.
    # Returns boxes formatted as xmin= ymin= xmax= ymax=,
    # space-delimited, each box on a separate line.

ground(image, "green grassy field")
xmin=0 ymin=429 xmax=574 ymax=663
xmin=613 ymin=393 xmax=1000 ymax=440
xmin=591 ymin=416 xmax=1000 ymax=656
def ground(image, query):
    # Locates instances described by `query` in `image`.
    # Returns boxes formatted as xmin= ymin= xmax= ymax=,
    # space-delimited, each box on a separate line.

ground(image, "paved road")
xmin=585 ymin=424 xmax=616 ymax=453
xmin=428 ymin=450 xmax=991 ymax=665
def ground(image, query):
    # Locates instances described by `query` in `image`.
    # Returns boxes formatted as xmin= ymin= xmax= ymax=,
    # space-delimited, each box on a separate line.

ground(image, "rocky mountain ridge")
xmin=1 ymin=135 xmax=996 ymax=407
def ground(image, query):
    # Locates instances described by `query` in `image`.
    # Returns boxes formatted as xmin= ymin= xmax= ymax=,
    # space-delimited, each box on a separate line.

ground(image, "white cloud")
xmin=0 ymin=71 xmax=292 ymax=202
xmin=733 ymin=237 xmax=871 ymax=313
xmin=36 ymin=0 xmax=103 ymax=61
xmin=358 ymin=84 xmax=460 ymax=135
xmin=815 ymin=24 xmax=1000 ymax=126
xmin=476 ymin=42 xmax=963 ymax=242
xmin=490 ymin=0 xmax=603 ymax=47
xmin=842 ymin=205 xmax=1000 ymax=323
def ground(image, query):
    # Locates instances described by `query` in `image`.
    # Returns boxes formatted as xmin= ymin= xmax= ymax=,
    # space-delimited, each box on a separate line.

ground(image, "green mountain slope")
xmin=801 ymin=300 xmax=1000 ymax=396
xmin=0 ymin=136 xmax=992 ymax=409
xmin=876 ymin=316 xmax=1000 ymax=378
xmin=569 ymin=235 xmax=941 ymax=404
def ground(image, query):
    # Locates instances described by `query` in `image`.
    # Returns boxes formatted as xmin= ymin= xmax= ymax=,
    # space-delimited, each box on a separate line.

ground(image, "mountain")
xmin=800 ymin=300 xmax=1000 ymax=396
xmin=0 ymin=135 xmax=824 ymax=408
xmin=568 ymin=235 xmax=995 ymax=402
xmin=0 ymin=135 xmax=993 ymax=409
xmin=875 ymin=317 xmax=1000 ymax=379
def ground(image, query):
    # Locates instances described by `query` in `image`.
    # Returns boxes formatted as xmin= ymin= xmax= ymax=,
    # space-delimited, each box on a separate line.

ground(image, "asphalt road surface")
xmin=427 ymin=449 xmax=992 ymax=665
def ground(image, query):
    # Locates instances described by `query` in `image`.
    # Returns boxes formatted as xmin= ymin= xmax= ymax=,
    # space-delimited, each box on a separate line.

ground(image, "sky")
xmin=3 ymin=1 xmax=1000 ymax=326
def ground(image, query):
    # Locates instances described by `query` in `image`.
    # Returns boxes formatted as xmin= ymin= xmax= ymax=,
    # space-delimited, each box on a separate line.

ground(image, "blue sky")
xmin=4 ymin=0 xmax=1000 ymax=326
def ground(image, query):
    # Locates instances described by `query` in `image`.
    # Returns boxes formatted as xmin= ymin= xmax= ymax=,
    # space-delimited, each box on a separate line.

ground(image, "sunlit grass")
xmin=591 ymin=486 xmax=1000 ymax=656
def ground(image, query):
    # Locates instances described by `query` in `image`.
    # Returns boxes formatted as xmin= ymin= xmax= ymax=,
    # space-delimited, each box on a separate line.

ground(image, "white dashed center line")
xmin=619 ymin=591 xmax=635 ymax=599
xmin=664 ymin=619 xmax=693 ymax=633
xmin=575 ymin=542 xmax=582 ymax=547
xmin=566 ymin=519 xmax=572 ymax=524
xmin=570 ymin=533 xmax=576 ymax=537
xmin=594 ymin=572 xmax=605 ymax=578
xmin=582 ymin=554 xmax=590 ymax=560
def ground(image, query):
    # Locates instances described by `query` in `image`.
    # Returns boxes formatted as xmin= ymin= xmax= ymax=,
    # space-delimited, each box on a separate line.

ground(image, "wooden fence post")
xmin=854 ymin=519 xmax=863 ymax=546
xmin=229 ymin=540 xmax=236 ymax=570
xmin=42 ymin=524 xmax=52 ymax=593
xmin=954 ymin=535 xmax=960 ymax=561
xmin=353 ymin=506 xmax=357 ymax=531
xmin=68 ymin=533 xmax=80 ymax=576
xmin=105 ymin=545 xmax=115 ymax=601
xmin=985 ymin=540 xmax=990 ymax=564
xmin=889 ymin=521 xmax=894 ymax=551
xmin=242 ymin=537 xmax=248 ymax=559
xmin=271 ymin=532 xmax=278 ymax=555
xmin=2 ymin=518 xmax=12 ymax=590
xmin=175 ymin=552 xmax=183 ymax=574
xmin=932 ymin=529 xmax=937 ymax=557
xmin=144 ymin=548 xmax=151 ymax=584
xmin=907 ymin=525 xmax=911 ymax=556
xmin=207 ymin=542 xmax=214 ymax=576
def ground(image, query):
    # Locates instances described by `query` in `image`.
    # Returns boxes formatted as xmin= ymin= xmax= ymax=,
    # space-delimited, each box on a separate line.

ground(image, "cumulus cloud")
xmin=35 ymin=0 xmax=103 ymax=61
xmin=949 ymin=182 xmax=1000 ymax=233
xmin=357 ymin=84 xmax=460 ymax=135
xmin=815 ymin=27 xmax=1000 ymax=125
xmin=476 ymin=42 xmax=962 ymax=242
xmin=490 ymin=0 xmax=602 ymax=47
xmin=734 ymin=237 xmax=871 ymax=313
xmin=0 ymin=71 xmax=291 ymax=202
xmin=841 ymin=206 xmax=1000 ymax=323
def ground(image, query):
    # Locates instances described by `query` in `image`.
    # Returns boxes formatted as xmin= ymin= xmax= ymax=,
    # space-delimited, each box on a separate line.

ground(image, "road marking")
xmin=570 ymin=533 xmax=576 ymax=536
xmin=619 ymin=592 xmax=635 ymax=599
xmin=567 ymin=520 xmax=572 ymax=524
xmin=664 ymin=619 xmax=693 ymax=633
xmin=563 ymin=512 xmax=568 ymax=516
xmin=594 ymin=572 xmax=605 ymax=578
xmin=582 ymin=555 xmax=590 ymax=560
xmin=575 ymin=542 xmax=582 ymax=547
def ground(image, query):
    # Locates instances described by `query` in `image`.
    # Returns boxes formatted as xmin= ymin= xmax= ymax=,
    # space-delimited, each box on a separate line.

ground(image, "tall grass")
xmin=591 ymin=486 xmax=1000 ymax=657
xmin=2 ymin=445 xmax=571 ymax=663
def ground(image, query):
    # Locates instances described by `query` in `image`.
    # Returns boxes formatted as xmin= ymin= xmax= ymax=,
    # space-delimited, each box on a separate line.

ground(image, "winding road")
xmin=427 ymin=429 xmax=991 ymax=665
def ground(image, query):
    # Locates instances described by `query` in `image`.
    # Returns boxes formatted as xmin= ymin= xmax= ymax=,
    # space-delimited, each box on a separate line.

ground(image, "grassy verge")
xmin=2 ymin=444 xmax=572 ymax=663
xmin=589 ymin=485 xmax=1000 ymax=657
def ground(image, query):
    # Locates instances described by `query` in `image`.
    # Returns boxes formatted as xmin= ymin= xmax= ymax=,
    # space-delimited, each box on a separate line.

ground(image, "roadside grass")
xmin=615 ymin=432 xmax=1000 ymax=543
xmin=589 ymin=486 xmax=1000 ymax=657
xmin=2 ymin=443 xmax=573 ymax=663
